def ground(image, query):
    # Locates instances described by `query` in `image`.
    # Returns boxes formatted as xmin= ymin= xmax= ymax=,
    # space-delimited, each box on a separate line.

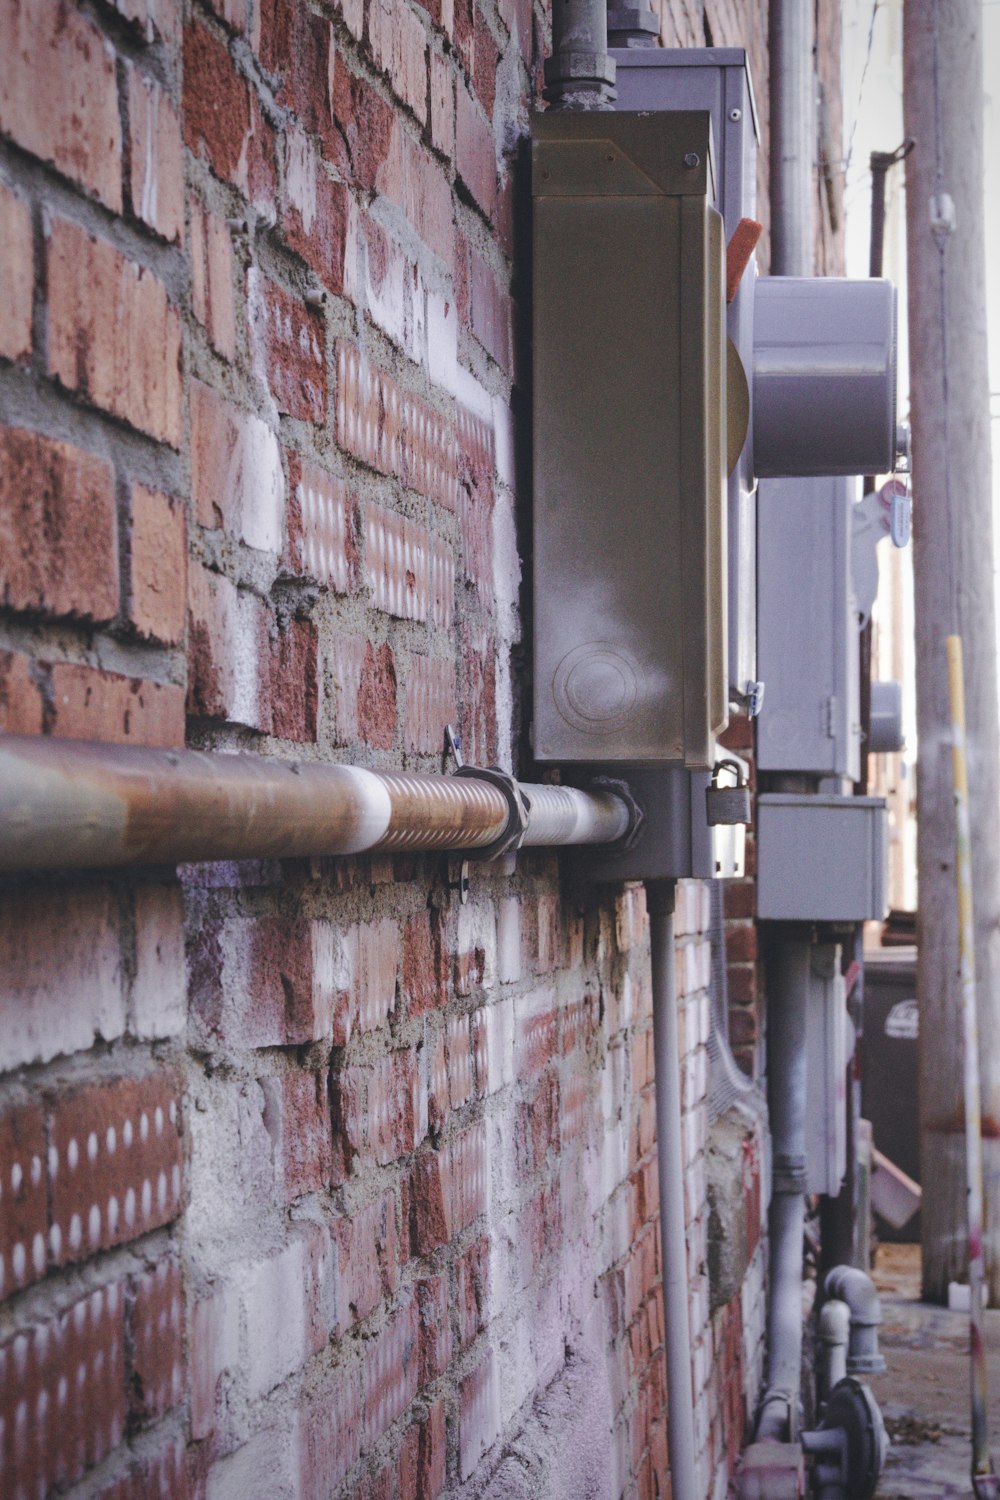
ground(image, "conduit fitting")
xmin=454 ymin=765 xmax=528 ymax=862
xmin=587 ymin=776 xmax=645 ymax=851
xmin=606 ymin=2 xmax=659 ymax=48
xmin=823 ymin=1266 xmax=886 ymax=1375
xmin=543 ymin=0 xmax=616 ymax=110
xmin=817 ymin=1298 xmax=851 ymax=1401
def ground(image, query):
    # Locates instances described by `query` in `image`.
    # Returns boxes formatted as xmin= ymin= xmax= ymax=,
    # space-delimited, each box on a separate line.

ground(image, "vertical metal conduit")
xmin=647 ymin=880 xmax=699 ymax=1500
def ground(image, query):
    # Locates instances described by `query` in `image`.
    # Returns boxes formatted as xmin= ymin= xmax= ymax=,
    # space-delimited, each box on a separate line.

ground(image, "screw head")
xmin=683 ymin=152 xmax=700 ymax=169
xmin=729 ymin=107 xmax=742 ymax=122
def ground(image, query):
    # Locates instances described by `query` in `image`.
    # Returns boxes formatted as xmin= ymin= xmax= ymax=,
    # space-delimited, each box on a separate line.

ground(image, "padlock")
xmin=705 ymin=759 xmax=752 ymax=826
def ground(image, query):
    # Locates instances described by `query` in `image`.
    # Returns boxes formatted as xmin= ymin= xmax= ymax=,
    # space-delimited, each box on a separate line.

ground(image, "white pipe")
xmin=769 ymin=0 xmax=815 ymax=277
xmin=647 ymin=880 xmax=699 ymax=1500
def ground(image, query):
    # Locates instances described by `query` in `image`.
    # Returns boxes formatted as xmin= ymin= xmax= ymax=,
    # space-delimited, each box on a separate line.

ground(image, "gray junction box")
xmin=756 ymin=474 xmax=861 ymax=779
xmin=531 ymin=110 xmax=727 ymax=768
xmin=756 ymin=794 xmax=888 ymax=923
xmin=613 ymin=48 xmax=760 ymax=699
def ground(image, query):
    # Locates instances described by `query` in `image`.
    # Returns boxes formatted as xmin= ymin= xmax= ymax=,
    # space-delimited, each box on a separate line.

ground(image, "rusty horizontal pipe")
xmin=0 ymin=735 xmax=631 ymax=873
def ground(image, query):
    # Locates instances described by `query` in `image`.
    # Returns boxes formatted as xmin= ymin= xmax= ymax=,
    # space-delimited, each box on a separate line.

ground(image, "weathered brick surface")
xmin=0 ymin=0 xmax=802 ymax=1492
xmin=47 ymin=217 xmax=183 ymax=446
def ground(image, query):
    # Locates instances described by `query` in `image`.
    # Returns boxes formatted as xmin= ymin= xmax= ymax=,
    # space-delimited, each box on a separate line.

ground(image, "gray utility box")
xmin=757 ymin=794 xmax=887 ymax=922
xmin=612 ymin=48 xmax=759 ymax=699
xmin=586 ymin=767 xmax=745 ymax=883
xmin=532 ymin=111 xmax=727 ymax=767
xmin=756 ymin=475 xmax=861 ymax=779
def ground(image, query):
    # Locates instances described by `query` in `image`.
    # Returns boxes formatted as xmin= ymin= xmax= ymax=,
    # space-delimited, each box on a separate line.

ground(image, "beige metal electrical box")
xmin=532 ymin=111 xmax=728 ymax=767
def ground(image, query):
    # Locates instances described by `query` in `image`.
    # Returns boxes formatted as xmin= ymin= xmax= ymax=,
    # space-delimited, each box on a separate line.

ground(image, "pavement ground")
xmin=870 ymin=1243 xmax=1000 ymax=1497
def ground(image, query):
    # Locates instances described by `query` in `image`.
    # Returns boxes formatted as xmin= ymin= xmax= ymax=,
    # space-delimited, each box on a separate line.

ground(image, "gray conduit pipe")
xmin=0 ymin=734 xmax=632 ymax=873
xmin=757 ymin=929 xmax=811 ymax=1442
xmin=823 ymin=1265 xmax=886 ymax=1374
xmin=544 ymin=0 xmax=616 ymax=110
xmin=647 ymin=880 xmax=699 ymax=1500
xmin=769 ymin=0 xmax=815 ymax=278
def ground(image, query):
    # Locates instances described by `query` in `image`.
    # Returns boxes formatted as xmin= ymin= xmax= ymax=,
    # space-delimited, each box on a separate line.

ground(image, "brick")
xmin=0 ymin=1280 xmax=126 ymax=1496
xmin=417 ymin=1272 xmax=452 ymax=1381
xmin=470 ymin=245 xmax=511 ymax=372
xmin=0 ymin=181 xmax=33 ymax=361
xmin=49 ymin=663 xmax=185 ymax=749
xmin=407 ymin=1122 xmax=486 ymax=1254
xmin=402 ymin=909 xmax=449 ymax=1016
xmin=0 ymin=427 xmax=118 ymax=622
xmin=455 ymin=80 xmax=496 ymax=218
xmin=261 ymin=1069 xmax=333 ymax=1199
xmin=183 ymin=18 xmax=275 ymax=209
xmin=457 ymin=1234 xmax=489 ymax=1350
xmin=270 ymin=616 xmax=319 ymax=742
xmin=336 ymin=344 xmax=458 ymax=503
xmin=190 ymin=200 xmax=237 ymax=359
xmin=429 ymin=51 xmax=454 ymax=157
xmin=404 ymin=655 xmax=457 ymax=754
xmin=191 ymin=381 xmax=285 ymax=553
xmin=259 ymin=0 xmax=336 ymax=150
xmin=335 ymin=1050 xmax=426 ymax=1172
xmin=0 ymin=0 xmax=122 ymax=210
xmin=323 ymin=633 xmax=366 ymax=745
xmin=473 ymin=6 xmax=500 ymax=116
xmin=726 ymin=923 xmax=758 ymax=963
xmin=332 ymin=1191 xmax=398 ymax=1332
xmin=47 ymin=218 xmax=182 ymax=446
xmin=459 ymin=1352 xmax=500 ymax=1480
xmin=296 ymin=1365 xmax=363 ymax=1498
xmin=330 ymin=59 xmax=397 ymax=194
xmin=208 ymin=0 xmax=248 ymax=29
xmin=365 ymin=501 xmax=454 ymax=626
xmin=49 ymin=1071 xmax=183 ymax=1265
xmin=724 ymin=880 xmax=756 ymax=920
xmin=203 ymin=1426 xmax=296 ymax=1500
xmin=0 ymin=1101 xmax=46 ymax=1301
xmin=188 ymin=915 xmax=335 ymax=1049
xmin=249 ymin=273 xmax=326 ymax=423
xmin=128 ymin=1256 xmax=183 ymax=1422
xmin=128 ymin=68 xmax=184 ymax=244
xmin=330 ymin=917 xmax=399 ymax=1046
xmin=129 ymin=486 xmax=187 ymax=644
xmin=369 ymin=0 xmax=428 ymax=122
xmin=0 ymin=649 xmax=43 ymax=734
xmin=285 ymin=457 xmax=355 ymax=591
xmin=362 ymin=1295 xmax=422 ymax=1447
xmin=283 ymin=126 xmax=348 ymax=294
xmin=401 ymin=1399 xmax=446 ymax=1500
xmin=131 ymin=884 xmax=187 ymax=1040
xmin=187 ymin=560 xmax=272 ymax=730
xmin=460 ymin=623 xmax=496 ymax=764
xmin=0 ymin=884 xmax=125 ymax=1070
xmin=190 ymin=1282 xmax=239 ymax=1440
xmin=240 ymin=1227 xmax=332 ymax=1398
xmin=358 ymin=640 xmax=398 ymax=750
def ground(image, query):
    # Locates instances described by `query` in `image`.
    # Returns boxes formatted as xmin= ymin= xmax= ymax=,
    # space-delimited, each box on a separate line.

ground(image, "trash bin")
xmin=861 ymin=945 xmax=919 ymax=1242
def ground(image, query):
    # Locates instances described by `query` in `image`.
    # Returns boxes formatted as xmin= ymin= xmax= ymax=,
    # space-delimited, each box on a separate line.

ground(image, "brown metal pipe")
xmin=0 ymin=736 xmax=631 ymax=872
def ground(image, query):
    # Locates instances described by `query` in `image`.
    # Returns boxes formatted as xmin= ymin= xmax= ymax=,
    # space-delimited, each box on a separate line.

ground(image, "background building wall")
xmin=0 ymin=1 xmax=837 ymax=1495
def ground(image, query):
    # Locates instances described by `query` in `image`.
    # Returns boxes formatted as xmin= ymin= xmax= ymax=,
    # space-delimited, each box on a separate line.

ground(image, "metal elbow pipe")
xmin=823 ymin=1266 xmax=886 ymax=1374
xmin=818 ymin=1297 xmax=851 ymax=1399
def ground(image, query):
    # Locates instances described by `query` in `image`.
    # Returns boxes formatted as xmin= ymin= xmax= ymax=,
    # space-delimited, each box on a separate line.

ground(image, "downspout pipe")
xmin=756 ymin=928 xmax=811 ymax=1442
xmin=769 ymin=0 xmax=815 ymax=277
xmin=647 ymin=880 xmax=699 ymax=1500
xmin=543 ymin=0 xmax=616 ymax=111
xmin=0 ymin=734 xmax=634 ymax=873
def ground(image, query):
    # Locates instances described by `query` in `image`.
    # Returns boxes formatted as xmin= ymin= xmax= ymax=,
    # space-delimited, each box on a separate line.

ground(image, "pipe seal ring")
xmin=588 ymin=776 xmax=645 ymax=851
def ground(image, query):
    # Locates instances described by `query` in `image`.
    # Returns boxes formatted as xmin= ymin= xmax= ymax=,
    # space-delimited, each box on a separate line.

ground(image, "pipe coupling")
xmin=588 ymin=776 xmax=645 ymax=850
xmin=454 ymin=765 xmax=529 ymax=862
xmin=772 ymin=1152 xmax=808 ymax=1195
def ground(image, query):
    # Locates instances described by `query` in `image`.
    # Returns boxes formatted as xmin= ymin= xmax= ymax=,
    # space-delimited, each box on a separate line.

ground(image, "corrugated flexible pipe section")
xmin=0 ymin=734 xmax=632 ymax=872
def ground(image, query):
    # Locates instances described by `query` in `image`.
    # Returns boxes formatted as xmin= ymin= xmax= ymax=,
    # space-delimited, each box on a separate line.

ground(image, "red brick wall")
xmin=0 ymin=1 xmax=838 ymax=1496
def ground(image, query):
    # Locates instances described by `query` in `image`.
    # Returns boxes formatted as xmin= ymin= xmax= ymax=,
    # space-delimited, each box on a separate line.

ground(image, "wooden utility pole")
xmin=904 ymin=0 xmax=1000 ymax=1304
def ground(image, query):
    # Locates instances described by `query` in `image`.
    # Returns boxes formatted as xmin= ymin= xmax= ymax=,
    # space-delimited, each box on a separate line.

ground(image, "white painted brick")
xmin=205 ymin=1427 xmax=296 ymax=1500
xmin=483 ymin=996 xmax=515 ymax=1094
xmin=241 ymin=1237 xmax=310 ymax=1399
xmin=0 ymin=886 xmax=125 ymax=1069
xmin=496 ymin=896 xmax=521 ymax=984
